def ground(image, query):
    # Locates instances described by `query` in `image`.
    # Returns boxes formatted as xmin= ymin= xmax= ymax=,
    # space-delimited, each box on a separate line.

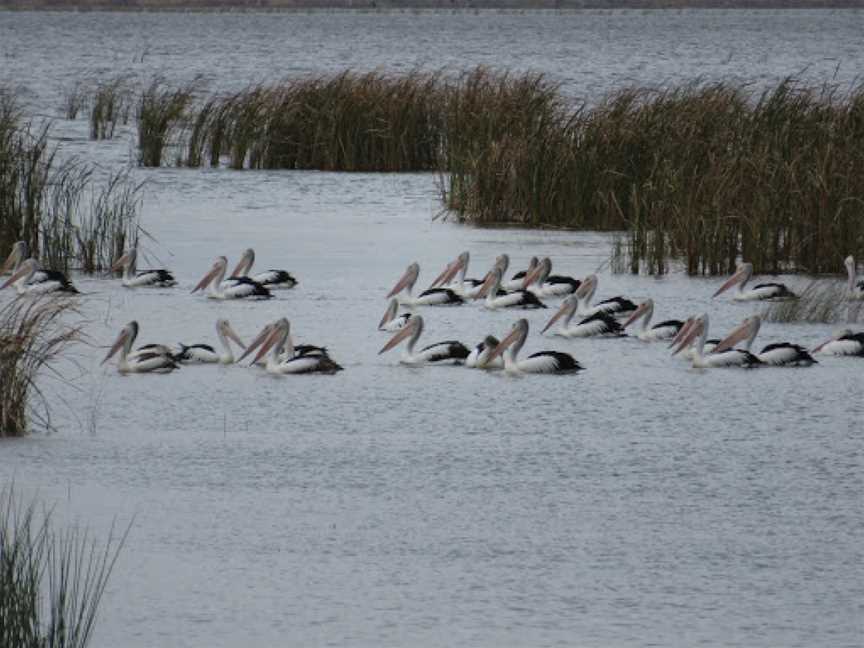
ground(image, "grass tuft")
xmin=762 ymin=280 xmax=864 ymax=324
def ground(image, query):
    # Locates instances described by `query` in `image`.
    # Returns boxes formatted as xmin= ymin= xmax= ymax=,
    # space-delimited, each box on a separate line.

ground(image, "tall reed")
xmin=61 ymin=81 xmax=90 ymax=121
xmin=136 ymin=77 xmax=199 ymax=167
xmin=90 ymin=76 xmax=132 ymax=140
xmin=762 ymin=280 xmax=864 ymax=324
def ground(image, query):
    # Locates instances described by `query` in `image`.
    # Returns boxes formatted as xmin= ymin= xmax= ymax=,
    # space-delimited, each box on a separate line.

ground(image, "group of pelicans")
xmin=2 ymin=241 xmax=864 ymax=376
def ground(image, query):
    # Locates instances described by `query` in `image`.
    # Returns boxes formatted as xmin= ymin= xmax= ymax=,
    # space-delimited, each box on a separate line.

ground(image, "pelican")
xmin=812 ymin=329 xmax=864 ymax=356
xmin=483 ymin=319 xmax=583 ymax=375
xmin=0 ymin=258 xmax=78 ymax=295
xmin=230 ymin=248 xmax=297 ymax=289
xmin=476 ymin=266 xmax=546 ymax=310
xmin=243 ymin=318 xmax=342 ymax=374
xmin=102 ymin=321 xmax=179 ymax=373
xmin=671 ymin=313 xmax=761 ymax=368
xmin=465 ymin=335 xmax=504 ymax=369
xmin=428 ymin=251 xmax=501 ymax=299
xmin=378 ymin=298 xmax=412 ymax=332
xmin=713 ymin=262 xmax=796 ymax=301
xmin=503 ymin=256 xmax=539 ymax=292
xmin=241 ymin=321 xmax=329 ymax=366
xmin=192 ymin=256 xmax=272 ymax=300
xmin=540 ymin=292 xmax=624 ymax=338
xmin=622 ymin=299 xmax=684 ymax=341
xmin=387 ymin=262 xmax=463 ymax=306
xmin=175 ymin=319 xmax=246 ymax=364
xmin=845 ymin=256 xmax=864 ymax=300
xmin=522 ymin=257 xmax=581 ymax=297
xmin=378 ymin=315 xmax=469 ymax=365
xmin=1 ymin=241 xmax=72 ymax=286
xmin=668 ymin=316 xmax=720 ymax=359
xmin=111 ymin=249 xmax=176 ymax=288
xmin=712 ymin=315 xmax=815 ymax=366
xmin=576 ymin=274 xmax=637 ymax=318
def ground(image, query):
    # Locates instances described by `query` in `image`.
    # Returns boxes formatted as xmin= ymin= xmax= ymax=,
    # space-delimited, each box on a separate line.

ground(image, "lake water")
xmin=1 ymin=9 xmax=863 ymax=648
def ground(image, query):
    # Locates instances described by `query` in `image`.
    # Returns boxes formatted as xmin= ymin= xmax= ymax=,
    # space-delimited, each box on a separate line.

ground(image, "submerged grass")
xmin=0 ymin=485 xmax=127 ymax=647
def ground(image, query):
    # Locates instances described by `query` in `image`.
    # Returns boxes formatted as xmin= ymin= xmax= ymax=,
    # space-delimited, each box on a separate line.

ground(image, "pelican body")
xmin=175 ymin=319 xmax=246 ymax=364
xmin=623 ymin=299 xmax=683 ymax=341
xmin=484 ymin=319 xmax=583 ymax=375
xmin=812 ymin=329 xmax=864 ymax=356
xmin=713 ymin=315 xmax=816 ymax=367
xmin=193 ymin=256 xmax=272 ymax=300
xmin=672 ymin=313 xmax=761 ymax=368
xmin=102 ymin=321 xmax=179 ymax=373
xmin=576 ymin=274 xmax=637 ymax=318
xmin=477 ymin=267 xmax=546 ymax=310
xmin=522 ymin=257 xmax=581 ymax=298
xmin=465 ymin=336 xmax=504 ymax=370
xmin=503 ymin=257 xmax=539 ymax=292
xmin=541 ymin=288 xmax=624 ymax=338
xmin=112 ymin=249 xmax=176 ymax=288
xmin=243 ymin=318 xmax=342 ymax=373
xmin=1 ymin=241 xmax=71 ymax=286
xmin=1 ymin=258 xmax=78 ymax=295
xmin=387 ymin=262 xmax=463 ymax=306
xmin=378 ymin=298 xmax=412 ymax=332
xmin=428 ymin=251 xmax=490 ymax=299
xmin=713 ymin=262 xmax=796 ymax=301
xmin=231 ymin=248 xmax=297 ymax=289
xmin=378 ymin=315 xmax=469 ymax=365
xmin=845 ymin=256 xmax=864 ymax=300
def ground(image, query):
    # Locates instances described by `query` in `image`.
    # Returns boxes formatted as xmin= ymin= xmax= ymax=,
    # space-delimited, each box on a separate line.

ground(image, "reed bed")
xmin=136 ymin=77 xmax=199 ymax=167
xmin=0 ymin=486 xmax=127 ymax=647
xmin=90 ymin=76 xmax=133 ymax=140
xmin=762 ymin=280 xmax=864 ymax=324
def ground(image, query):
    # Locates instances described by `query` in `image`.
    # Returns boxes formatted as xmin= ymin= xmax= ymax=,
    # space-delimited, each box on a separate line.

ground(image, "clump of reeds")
xmin=0 ymin=298 xmax=81 ymax=438
xmin=75 ymin=170 xmax=141 ymax=273
xmin=0 ymin=485 xmax=127 ymax=647
xmin=90 ymin=76 xmax=132 ymax=140
xmin=61 ymin=81 xmax=90 ymax=120
xmin=762 ymin=280 xmax=864 ymax=324
xmin=136 ymin=77 xmax=199 ymax=167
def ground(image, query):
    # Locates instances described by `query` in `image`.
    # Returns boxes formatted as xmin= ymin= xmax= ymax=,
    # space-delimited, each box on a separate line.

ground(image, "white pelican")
xmin=378 ymin=315 xmax=469 ymax=365
xmin=503 ymin=256 xmax=539 ymax=292
xmin=243 ymin=318 xmax=342 ymax=373
xmin=230 ymin=248 xmax=297 ymax=290
xmin=713 ymin=262 xmax=796 ymax=301
xmin=576 ymin=274 xmax=637 ymax=318
xmin=0 ymin=258 xmax=78 ymax=295
xmin=712 ymin=315 xmax=816 ymax=366
xmin=540 ymin=293 xmax=624 ymax=338
xmin=845 ymin=256 xmax=864 ymax=300
xmin=671 ymin=313 xmax=761 ymax=368
xmin=465 ymin=335 xmax=504 ymax=369
xmin=111 ymin=249 xmax=176 ymax=288
xmin=387 ymin=262 xmax=463 ymax=306
xmin=522 ymin=257 xmax=581 ymax=297
xmin=175 ymin=319 xmax=246 ymax=364
xmin=668 ymin=317 xmax=721 ymax=360
xmin=1 ymin=241 xmax=72 ymax=286
xmin=622 ymin=299 xmax=684 ymax=341
xmin=192 ymin=256 xmax=272 ymax=300
xmin=483 ymin=319 xmax=583 ymax=375
xmin=378 ymin=298 xmax=412 ymax=332
xmin=102 ymin=321 xmax=179 ymax=373
xmin=428 ymin=251 xmax=492 ymax=299
xmin=812 ymin=329 xmax=864 ymax=356
xmin=476 ymin=266 xmax=546 ymax=310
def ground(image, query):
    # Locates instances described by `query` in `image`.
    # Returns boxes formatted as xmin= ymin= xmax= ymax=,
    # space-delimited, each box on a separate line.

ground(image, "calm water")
xmin=1 ymin=10 xmax=863 ymax=648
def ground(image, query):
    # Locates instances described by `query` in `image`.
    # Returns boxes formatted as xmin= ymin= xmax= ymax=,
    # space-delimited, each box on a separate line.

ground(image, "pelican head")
xmin=247 ymin=318 xmax=291 ymax=364
xmin=485 ymin=318 xmax=529 ymax=365
xmin=712 ymin=315 xmax=761 ymax=354
xmin=812 ymin=328 xmax=854 ymax=353
xmin=387 ymin=262 xmax=420 ymax=298
xmin=378 ymin=314 xmax=423 ymax=355
xmin=236 ymin=321 xmax=279 ymax=364
xmin=1 ymin=241 xmax=28 ymax=275
xmin=429 ymin=251 xmax=469 ymax=288
xmin=522 ymin=257 xmax=552 ymax=289
xmin=494 ymin=254 xmax=510 ymax=276
xmin=102 ymin=321 xmax=139 ymax=364
xmin=671 ymin=313 xmax=708 ymax=356
xmin=231 ymin=248 xmax=255 ymax=277
xmin=378 ymin=298 xmax=402 ymax=330
xmin=111 ymin=248 xmax=137 ymax=273
xmin=541 ymin=294 xmax=578 ymax=334
xmin=476 ymin=266 xmax=503 ymax=299
xmin=216 ymin=318 xmax=246 ymax=350
xmin=713 ymin=262 xmax=753 ymax=298
xmin=577 ymin=274 xmax=598 ymax=302
xmin=623 ymin=298 xmax=654 ymax=329
xmin=192 ymin=256 xmax=228 ymax=293
xmin=0 ymin=258 xmax=38 ymax=290
xmin=668 ymin=316 xmax=696 ymax=349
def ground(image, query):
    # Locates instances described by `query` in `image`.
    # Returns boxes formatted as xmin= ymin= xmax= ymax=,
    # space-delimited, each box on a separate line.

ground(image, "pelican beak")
xmin=236 ymin=324 xmax=274 ymax=363
xmin=386 ymin=265 xmax=416 ymax=299
xmin=541 ymin=300 xmax=574 ymax=334
xmin=378 ymin=322 xmax=414 ymax=354
xmin=101 ymin=328 xmax=129 ymax=365
xmin=0 ymin=263 xmax=31 ymax=290
xmin=622 ymin=301 xmax=648 ymax=329
xmin=224 ymin=323 xmax=246 ymax=349
xmin=476 ymin=270 xmax=499 ymax=299
xmin=230 ymin=249 xmax=252 ymax=277
xmin=521 ymin=262 xmax=544 ymax=289
xmin=712 ymin=267 xmax=746 ymax=298
xmin=191 ymin=263 xmax=220 ymax=293
xmin=0 ymin=251 xmax=17 ymax=275
xmin=811 ymin=336 xmax=834 ymax=353
xmin=111 ymin=252 xmax=131 ymax=272
xmin=575 ymin=275 xmax=596 ymax=300
xmin=668 ymin=317 xmax=695 ymax=349
xmin=712 ymin=320 xmax=751 ymax=354
xmin=486 ymin=326 xmax=521 ymax=363
xmin=378 ymin=299 xmax=398 ymax=330
xmin=249 ymin=326 xmax=282 ymax=365
xmin=429 ymin=255 xmax=465 ymax=289
xmin=671 ymin=320 xmax=703 ymax=356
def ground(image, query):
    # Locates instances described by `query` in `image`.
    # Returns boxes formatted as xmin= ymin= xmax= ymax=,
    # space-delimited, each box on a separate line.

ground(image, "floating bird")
xmin=465 ymin=335 xmax=504 ymax=370
xmin=575 ymin=274 xmax=637 ymax=318
xmin=0 ymin=258 xmax=78 ymax=295
xmin=378 ymin=315 xmax=469 ymax=365
xmin=711 ymin=315 xmax=815 ymax=366
xmin=243 ymin=318 xmax=342 ymax=374
xmin=378 ymin=298 xmax=412 ymax=332
xmin=387 ymin=262 xmax=463 ymax=306
xmin=476 ymin=266 xmax=546 ymax=310
xmin=812 ymin=329 xmax=864 ymax=356
xmin=102 ymin=321 xmax=179 ymax=373
xmin=111 ymin=249 xmax=176 ymax=288
xmin=230 ymin=248 xmax=297 ymax=290
xmin=483 ymin=319 xmax=583 ymax=375
xmin=671 ymin=313 xmax=761 ymax=368
xmin=622 ymin=299 xmax=684 ymax=341
xmin=541 ymin=292 xmax=624 ymax=338
xmin=713 ymin=262 xmax=796 ymax=301
xmin=502 ymin=256 xmax=539 ymax=292
xmin=1 ymin=241 xmax=72 ymax=286
xmin=175 ymin=319 xmax=246 ymax=364
xmin=845 ymin=255 xmax=864 ymax=300
xmin=521 ymin=257 xmax=581 ymax=297
xmin=192 ymin=256 xmax=272 ymax=300
xmin=427 ymin=251 xmax=490 ymax=299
